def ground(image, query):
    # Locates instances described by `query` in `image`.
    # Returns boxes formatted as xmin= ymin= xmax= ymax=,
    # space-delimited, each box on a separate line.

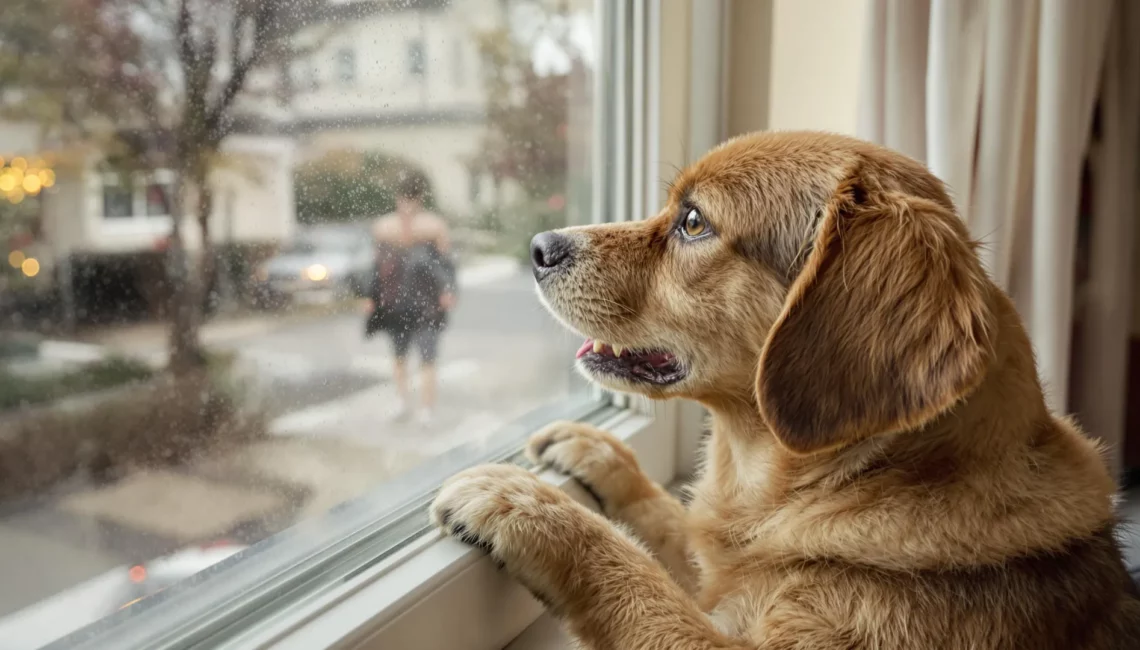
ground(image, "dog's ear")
xmin=756 ymin=173 xmax=993 ymax=455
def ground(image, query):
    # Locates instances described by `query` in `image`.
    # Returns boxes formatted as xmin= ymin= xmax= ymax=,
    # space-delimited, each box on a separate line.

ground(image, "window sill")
xmin=232 ymin=405 xmax=677 ymax=650
xmin=505 ymin=613 xmax=572 ymax=650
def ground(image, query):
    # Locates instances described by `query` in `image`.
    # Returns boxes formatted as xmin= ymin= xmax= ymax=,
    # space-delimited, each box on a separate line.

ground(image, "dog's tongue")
xmin=576 ymin=339 xmax=594 ymax=359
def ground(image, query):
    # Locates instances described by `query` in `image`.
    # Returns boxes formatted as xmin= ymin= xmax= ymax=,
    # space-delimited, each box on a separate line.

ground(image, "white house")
xmin=0 ymin=130 xmax=295 ymax=285
xmin=40 ymin=135 xmax=297 ymax=260
xmin=240 ymin=0 xmax=511 ymax=221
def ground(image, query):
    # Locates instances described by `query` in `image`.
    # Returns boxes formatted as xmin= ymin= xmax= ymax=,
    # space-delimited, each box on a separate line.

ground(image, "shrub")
xmin=0 ymin=364 xmax=265 ymax=501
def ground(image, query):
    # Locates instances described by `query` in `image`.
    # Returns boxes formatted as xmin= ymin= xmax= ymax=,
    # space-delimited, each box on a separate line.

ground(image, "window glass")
xmin=0 ymin=0 xmax=600 ymax=646
xmin=103 ymin=181 xmax=134 ymax=219
xmin=336 ymin=47 xmax=356 ymax=86
xmin=407 ymin=38 xmax=427 ymax=77
xmin=144 ymin=182 xmax=172 ymax=217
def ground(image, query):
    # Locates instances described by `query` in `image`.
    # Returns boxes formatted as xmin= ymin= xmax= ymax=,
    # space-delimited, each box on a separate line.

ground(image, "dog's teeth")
xmin=593 ymin=340 xmax=605 ymax=354
xmin=613 ymin=345 xmax=624 ymax=357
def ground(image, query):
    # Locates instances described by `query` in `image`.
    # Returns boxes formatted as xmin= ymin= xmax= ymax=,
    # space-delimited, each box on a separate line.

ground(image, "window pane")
xmin=407 ymin=39 xmax=426 ymax=77
xmin=335 ymin=48 xmax=356 ymax=86
xmin=144 ymin=183 xmax=171 ymax=217
xmin=103 ymin=182 xmax=134 ymax=219
xmin=0 ymin=0 xmax=600 ymax=646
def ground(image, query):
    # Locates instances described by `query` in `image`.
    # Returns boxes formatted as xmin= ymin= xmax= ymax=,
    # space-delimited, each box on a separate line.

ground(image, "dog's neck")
xmin=697 ymin=288 xmax=1118 ymax=571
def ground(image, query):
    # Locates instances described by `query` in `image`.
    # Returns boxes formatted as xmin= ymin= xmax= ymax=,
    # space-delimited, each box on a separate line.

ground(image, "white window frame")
xmin=46 ymin=2 xmax=724 ymax=648
xmin=249 ymin=2 xmax=721 ymax=647
xmin=98 ymin=169 xmax=176 ymax=237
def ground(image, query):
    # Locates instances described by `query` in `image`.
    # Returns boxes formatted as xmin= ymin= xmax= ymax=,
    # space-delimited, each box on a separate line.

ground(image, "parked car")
xmin=252 ymin=224 xmax=373 ymax=307
xmin=0 ymin=541 xmax=246 ymax=650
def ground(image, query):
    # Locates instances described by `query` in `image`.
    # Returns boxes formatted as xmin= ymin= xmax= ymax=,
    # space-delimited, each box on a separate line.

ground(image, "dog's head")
xmin=533 ymin=131 xmax=994 ymax=455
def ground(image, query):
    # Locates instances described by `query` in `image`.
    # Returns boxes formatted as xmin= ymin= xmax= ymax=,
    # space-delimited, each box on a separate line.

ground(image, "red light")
xmin=128 ymin=565 xmax=147 ymax=583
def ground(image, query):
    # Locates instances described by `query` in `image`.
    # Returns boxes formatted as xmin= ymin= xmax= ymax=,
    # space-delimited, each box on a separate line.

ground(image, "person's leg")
xmin=390 ymin=329 xmax=413 ymax=419
xmin=416 ymin=327 xmax=442 ymax=424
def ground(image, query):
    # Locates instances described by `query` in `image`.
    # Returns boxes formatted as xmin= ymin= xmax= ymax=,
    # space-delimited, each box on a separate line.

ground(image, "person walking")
xmin=365 ymin=170 xmax=456 ymax=426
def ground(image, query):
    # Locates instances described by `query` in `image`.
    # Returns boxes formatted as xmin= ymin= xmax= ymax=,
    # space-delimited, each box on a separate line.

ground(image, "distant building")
xmin=238 ymin=0 xmax=513 ymax=221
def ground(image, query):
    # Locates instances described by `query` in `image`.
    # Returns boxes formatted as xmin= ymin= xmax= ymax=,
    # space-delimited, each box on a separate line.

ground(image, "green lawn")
xmin=0 ymin=357 xmax=154 ymax=411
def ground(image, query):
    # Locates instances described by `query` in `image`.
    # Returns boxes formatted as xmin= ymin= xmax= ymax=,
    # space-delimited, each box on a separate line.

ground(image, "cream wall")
xmin=726 ymin=0 xmax=869 ymax=138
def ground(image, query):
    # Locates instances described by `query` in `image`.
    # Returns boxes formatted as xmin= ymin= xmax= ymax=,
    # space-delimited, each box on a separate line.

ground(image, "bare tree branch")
xmin=177 ymin=0 xmax=195 ymax=71
xmin=206 ymin=0 xmax=273 ymax=137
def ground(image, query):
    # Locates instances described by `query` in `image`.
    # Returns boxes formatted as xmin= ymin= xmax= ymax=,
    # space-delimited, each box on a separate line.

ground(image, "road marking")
xmin=268 ymin=358 xmax=479 ymax=436
xmin=38 ymin=341 xmax=106 ymax=363
xmin=269 ymin=400 xmax=350 ymax=436
xmin=458 ymin=256 xmax=519 ymax=288
xmin=240 ymin=349 xmax=316 ymax=379
xmin=349 ymin=354 xmax=394 ymax=378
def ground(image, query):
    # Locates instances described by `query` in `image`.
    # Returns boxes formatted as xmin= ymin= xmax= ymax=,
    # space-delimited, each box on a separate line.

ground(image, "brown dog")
xmin=430 ymin=131 xmax=1140 ymax=649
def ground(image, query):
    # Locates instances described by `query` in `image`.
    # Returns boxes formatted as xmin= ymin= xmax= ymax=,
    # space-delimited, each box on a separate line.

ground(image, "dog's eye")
xmin=681 ymin=208 xmax=707 ymax=238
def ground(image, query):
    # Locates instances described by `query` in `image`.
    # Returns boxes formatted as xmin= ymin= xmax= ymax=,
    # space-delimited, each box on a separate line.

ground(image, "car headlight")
xmin=305 ymin=264 xmax=329 ymax=282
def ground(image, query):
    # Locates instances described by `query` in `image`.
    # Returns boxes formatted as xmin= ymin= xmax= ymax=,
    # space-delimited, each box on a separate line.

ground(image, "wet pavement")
xmin=0 ymin=263 xmax=588 ymax=624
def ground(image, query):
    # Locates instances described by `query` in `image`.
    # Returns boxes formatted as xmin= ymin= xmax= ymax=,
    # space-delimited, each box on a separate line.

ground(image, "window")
xmin=407 ymin=38 xmax=426 ymax=77
xmin=99 ymin=173 xmax=172 ymax=220
xmin=469 ymin=166 xmax=481 ymax=204
xmin=452 ymin=39 xmax=465 ymax=87
xmin=335 ymin=47 xmax=355 ymax=86
xmin=0 ymin=1 xmax=671 ymax=648
xmin=102 ymin=180 xmax=133 ymax=218
xmin=289 ymin=58 xmax=318 ymax=92
xmin=144 ymin=182 xmax=172 ymax=217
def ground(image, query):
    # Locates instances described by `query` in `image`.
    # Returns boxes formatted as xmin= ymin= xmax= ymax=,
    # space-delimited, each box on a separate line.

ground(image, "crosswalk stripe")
xmin=268 ymin=358 xmax=479 ymax=437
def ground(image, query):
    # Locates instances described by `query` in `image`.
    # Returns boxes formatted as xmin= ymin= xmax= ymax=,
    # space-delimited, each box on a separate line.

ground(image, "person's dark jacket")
xmin=365 ymin=242 xmax=456 ymax=337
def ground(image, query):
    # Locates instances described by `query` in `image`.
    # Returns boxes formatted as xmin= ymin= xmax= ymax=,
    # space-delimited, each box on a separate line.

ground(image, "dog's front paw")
xmin=526 ymin=421 xmax=651 ymax=513
xmin=430 ymin=464 xmax=594 ymax=608
xmin=431 ymin=464 xmax=575 ymax=556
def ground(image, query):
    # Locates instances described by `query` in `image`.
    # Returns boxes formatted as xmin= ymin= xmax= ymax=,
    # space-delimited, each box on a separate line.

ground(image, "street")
xmin=0 ymin=261 xmax=588 ymax=624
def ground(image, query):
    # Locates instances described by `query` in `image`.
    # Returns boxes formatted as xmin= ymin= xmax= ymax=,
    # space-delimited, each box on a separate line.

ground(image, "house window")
xmin=452 ymin=40 xmax=464 ymax=86
xmin=101 ymin=173 xmax=173 ymax=220
xmin=145 ymin=182 xmax=172 ymax=216
xmin=290 ymin=59 xmax=318 ymax=92
xmin=102 ymin=181 xmax=133 ymax=218
xmin=335 ymin=47 xmax=355 ymax=85
xmin=407 ymin=39 xmax=426 ymax=77
xmin=469 ymin=167 xmax=481 ymax=204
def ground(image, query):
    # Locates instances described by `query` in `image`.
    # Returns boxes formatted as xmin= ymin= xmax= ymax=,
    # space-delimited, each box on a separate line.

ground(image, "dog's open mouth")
xmin=575 ymin=339 xmax=687 ymax=385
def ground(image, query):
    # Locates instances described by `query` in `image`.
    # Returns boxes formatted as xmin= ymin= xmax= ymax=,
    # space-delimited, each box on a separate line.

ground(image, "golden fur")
xmin=430 ymin=132 xmax=1140 ymax=649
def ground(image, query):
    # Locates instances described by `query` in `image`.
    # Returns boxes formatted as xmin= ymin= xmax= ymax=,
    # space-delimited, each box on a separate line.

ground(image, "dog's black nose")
xmin=530 ymin=231 xmax=574 ymax=279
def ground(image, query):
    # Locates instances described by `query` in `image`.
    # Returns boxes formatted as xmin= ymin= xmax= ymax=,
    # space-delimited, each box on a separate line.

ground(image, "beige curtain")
xmin=858 ymin=0 xmax=1140 ymax=475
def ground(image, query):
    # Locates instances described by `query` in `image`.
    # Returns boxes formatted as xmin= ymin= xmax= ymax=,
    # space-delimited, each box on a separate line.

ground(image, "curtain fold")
xmin=858 ymin=0 xmax=1135 ymax=474
xmin=1075 ymin=0 xmax=1140 ymax=477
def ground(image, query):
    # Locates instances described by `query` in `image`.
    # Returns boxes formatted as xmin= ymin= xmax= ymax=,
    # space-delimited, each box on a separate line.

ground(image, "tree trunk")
xmin=167 ymin=164 xmax=207 ymax=373
xmin=198 ymin=175 xmax=217 ymax=318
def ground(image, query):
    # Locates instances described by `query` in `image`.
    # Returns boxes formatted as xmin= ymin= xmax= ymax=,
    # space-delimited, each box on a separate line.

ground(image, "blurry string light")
xmin=22 ymin=174 xmax=41 ymax=194
xmin=21 ymin=257 xmax=40 ymax=278
xmin=0 ymin=156 xmax=55 ymax=203
xmin=8 ymin=250 xmax=24 ymax=268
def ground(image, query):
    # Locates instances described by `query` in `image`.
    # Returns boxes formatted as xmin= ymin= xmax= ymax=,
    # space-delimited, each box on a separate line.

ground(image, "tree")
xmin=474 ymin=0 xmax=589 ymax=201
xmin=294 ymin=150 xmax=430 ymax=224
xmin=158 ymin=0 xmax=342 ymax=371
xmin=3 ymin=0 xmax=350 ymax=371
xmin=0 ymin=0 xmax=159 ymax=149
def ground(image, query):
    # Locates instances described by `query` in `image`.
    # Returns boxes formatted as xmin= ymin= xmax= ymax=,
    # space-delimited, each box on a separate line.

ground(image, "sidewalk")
xmin=70 ymin=255 xmax=520 ymax=365
xmin=0 ymin=255 xmax=557 ymax=621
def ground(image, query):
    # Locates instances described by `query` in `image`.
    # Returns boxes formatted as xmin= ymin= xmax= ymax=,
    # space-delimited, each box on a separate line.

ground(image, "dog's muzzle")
xmin=530 ymin=231 xmax=576 ymax=282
